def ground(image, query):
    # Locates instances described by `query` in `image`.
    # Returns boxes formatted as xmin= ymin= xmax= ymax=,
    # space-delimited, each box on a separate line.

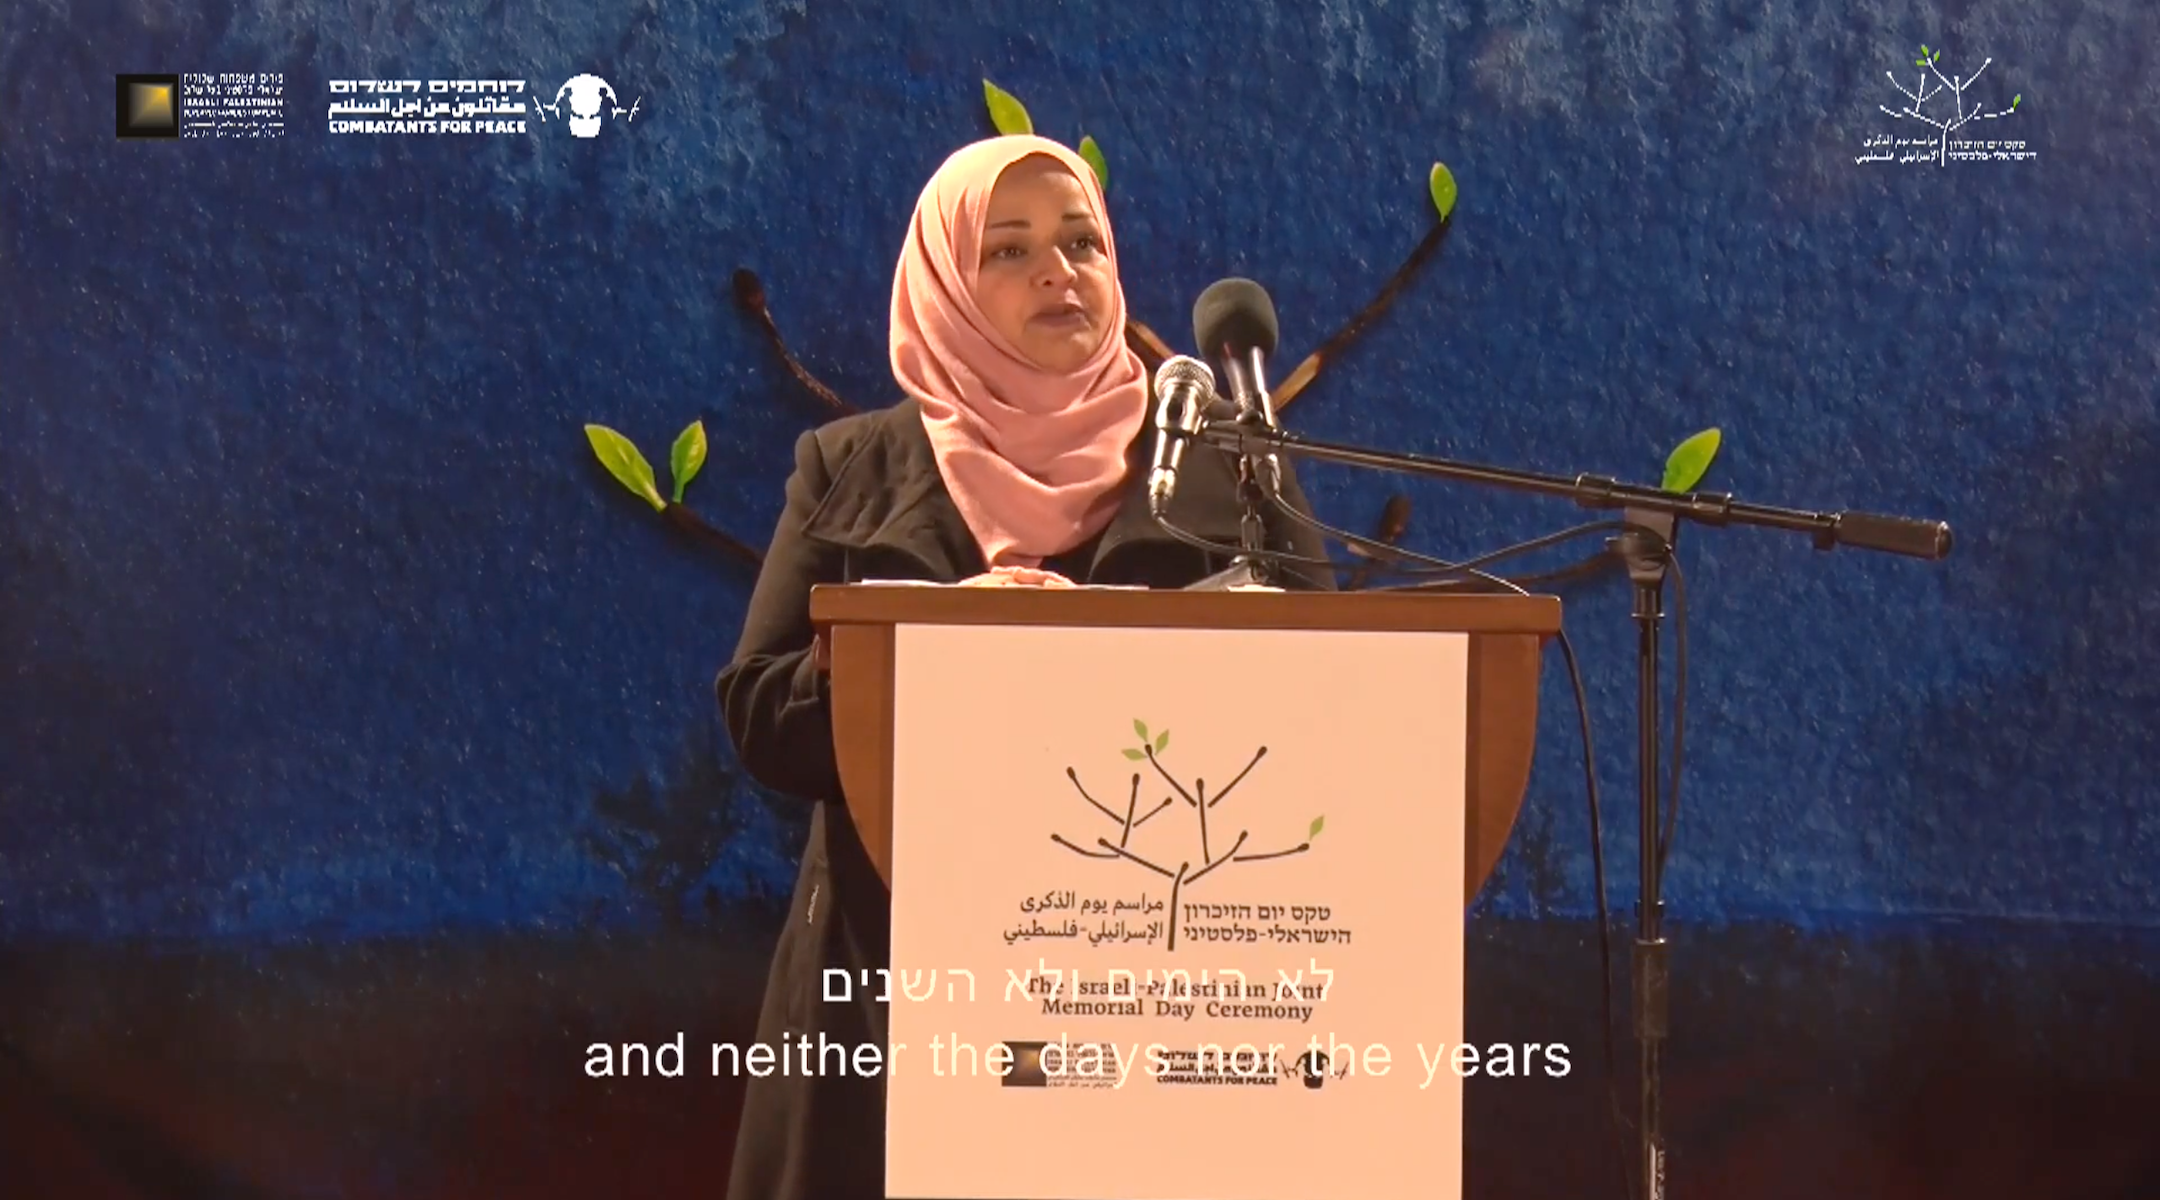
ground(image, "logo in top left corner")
xmin=116 ymin=74 xmax=180 ymax=138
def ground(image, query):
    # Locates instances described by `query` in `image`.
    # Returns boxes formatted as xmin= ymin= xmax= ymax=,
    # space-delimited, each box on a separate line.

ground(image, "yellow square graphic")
xmin=116 ymin=74 xmax=180 ymax=138
xmin=128 ymin=83 xmax=173 ymax=126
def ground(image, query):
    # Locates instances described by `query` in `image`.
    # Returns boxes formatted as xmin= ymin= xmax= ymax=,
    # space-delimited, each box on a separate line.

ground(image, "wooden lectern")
xmin=810 ymin=586 xmax=1562 ymax=906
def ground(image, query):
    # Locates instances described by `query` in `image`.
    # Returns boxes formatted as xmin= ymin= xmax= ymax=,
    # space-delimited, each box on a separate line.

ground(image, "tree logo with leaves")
xmin=1053 ymin=718 xmax=1322 ymax=951
xmin=1870 ymin=43 xmax=2028 ymax=167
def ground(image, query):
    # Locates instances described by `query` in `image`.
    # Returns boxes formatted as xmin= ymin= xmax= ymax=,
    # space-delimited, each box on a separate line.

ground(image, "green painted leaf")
xmin=585 ymin=424 xmax=664 ymax=511
xmin=670 ymin=421 xmax=707 ymax=503
xmin=983 ymin=79 xmax=1033 ymax=135
xmin=1134 ymin=719 xmax=1149 ymax=740
xmin=1428 ymin=162 xmax=1458 ymax=220
xmin=2013 ymin=93 xmax=2021 ymax=107
xmin=1661 ymin=428 xmax=1723 ymax=493
xmin=1077 ymin=135 xmax=1109 ymax=190
xmin=1154 ymin=730 xmax=1168 ymax=753
xmin=1122 ymin=748 xmax=1145 ymax=761
xmin=1308 ymin=815 xmax=1325 ymax=840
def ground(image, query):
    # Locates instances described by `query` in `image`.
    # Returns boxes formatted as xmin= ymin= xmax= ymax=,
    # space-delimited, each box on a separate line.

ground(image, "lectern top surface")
xmin=807 ymin=583 xmax=1561 ymax=635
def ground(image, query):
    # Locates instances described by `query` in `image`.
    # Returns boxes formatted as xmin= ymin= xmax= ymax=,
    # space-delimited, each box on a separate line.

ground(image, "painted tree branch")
xmin=732 ymin=269 xmax=859 ymax=417
xmin=1273 ymin=212 xmax=1454 ymax=412
xmin=1124 ymin=318 xmax=1173 ymax=374
xmin=662 ymin=501 xmax=763 ymax=566
xmin=1343 ymin=494 xmax=1413 ymax=590
xmin=585 ymin=423 xmax=766 ymax=566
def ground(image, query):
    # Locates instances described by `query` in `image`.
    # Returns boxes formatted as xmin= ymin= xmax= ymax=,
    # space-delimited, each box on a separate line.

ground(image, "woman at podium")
xmin=716 ymin=133 xmax=1333 ymax=1200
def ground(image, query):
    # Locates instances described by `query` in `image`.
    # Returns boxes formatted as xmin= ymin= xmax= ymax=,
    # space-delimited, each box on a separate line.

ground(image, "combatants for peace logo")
xmin=324 ymin=71 xmax=643 ymax=138
xmin=533 ymin=74 xmax=642 ymax=139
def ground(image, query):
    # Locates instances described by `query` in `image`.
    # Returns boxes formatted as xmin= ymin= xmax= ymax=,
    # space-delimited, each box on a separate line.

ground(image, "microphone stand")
xmin=1194 ymin=417 xmax=1951 ymax=1200
xmin=1184 ymin=417 xmax=1280 ymax=591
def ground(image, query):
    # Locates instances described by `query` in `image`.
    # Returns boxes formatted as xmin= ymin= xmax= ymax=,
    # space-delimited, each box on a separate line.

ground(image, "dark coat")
xmin=716 ymin=396 xmax=1334 ymax=1200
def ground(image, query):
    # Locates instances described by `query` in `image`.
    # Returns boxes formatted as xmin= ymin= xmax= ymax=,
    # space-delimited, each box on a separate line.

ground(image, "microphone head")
xmin=1192 ymin=278 xmax=1280 ymax=361
xmin=1152 ymin=354 xmax=1214 ymax=400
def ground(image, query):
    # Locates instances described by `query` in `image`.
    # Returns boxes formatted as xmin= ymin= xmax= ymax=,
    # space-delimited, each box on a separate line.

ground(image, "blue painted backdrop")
xmin=3 ymin=0 xmax=2157 ymax=1195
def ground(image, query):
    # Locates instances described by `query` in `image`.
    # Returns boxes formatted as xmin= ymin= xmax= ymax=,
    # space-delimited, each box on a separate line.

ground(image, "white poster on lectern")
xmin=881 ymin=623 xmax=1469 ymax=1200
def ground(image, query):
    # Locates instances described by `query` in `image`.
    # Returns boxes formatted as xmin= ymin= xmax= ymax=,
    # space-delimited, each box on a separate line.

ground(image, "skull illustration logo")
xmin=534 ymin=73 xmax=641 ymax=139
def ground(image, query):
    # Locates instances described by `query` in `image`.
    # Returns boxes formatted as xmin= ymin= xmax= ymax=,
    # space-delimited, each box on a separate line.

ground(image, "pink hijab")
xmin=890 ymin=135 xmax=1151 ymax=569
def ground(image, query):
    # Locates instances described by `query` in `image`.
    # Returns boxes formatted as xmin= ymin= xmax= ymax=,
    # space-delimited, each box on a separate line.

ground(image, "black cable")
xmin=1167 ymin=475 xmax=1676 ymax=1200
xmin=1145 ymin=503 xmax=1283 ymax=563
xmin=1555 ymin=628 xmax=1637 ymax=1200
xmin=1388 ymin=520 xmax=1632 ymax=577
xmin=1257 ymin=502 xmax=1643 ymax=1199
xmin=1261 ymin=483 xmax=1528 ymax=595
xmin=1485 ymin=553 xmax=1616 ymax=592
xmin=1380 ymin=550 xmax=1614 ymax=594
xmin=1201 ymin=482 xmax=1673 ymax=1200
xmin=1383 ymin=515 xmax=1667 ymax=1200
xmin=1187 ymin=472 xmax=1641 ymax=1200
xmin=1364 ymin=522 xmax=1634 ymax=593
xmin=1257 ymin=482 xmax=1680 ymax=1200
xmin=1396 ymin=520 xmax=1684 ymax=885
xmin=1145 ymin=448 xmax=1534 ymax=594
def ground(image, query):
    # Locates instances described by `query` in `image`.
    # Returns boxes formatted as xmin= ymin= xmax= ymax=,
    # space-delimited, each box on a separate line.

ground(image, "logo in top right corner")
xmin=1856 ymin=44 xmax=2035 ymax=166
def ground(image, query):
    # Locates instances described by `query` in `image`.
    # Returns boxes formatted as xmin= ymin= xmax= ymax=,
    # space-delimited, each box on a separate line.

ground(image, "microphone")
xmin=1148 ymin=355 xmax=1215 ymax=518
xmin=1192 ymin=277 xmax=1282 ymax=489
